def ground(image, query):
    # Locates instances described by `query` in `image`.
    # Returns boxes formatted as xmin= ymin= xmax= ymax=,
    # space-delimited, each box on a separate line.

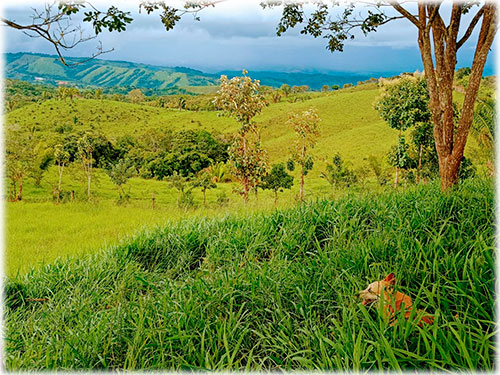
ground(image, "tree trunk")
xmin=11 ymin=180 xmax=17 ymax=201
xmin=203 ymin=188 xmax=206 ymax=205
xmin=394 ymin=166 xmax=399 ymax=188
xmin=87 ymin=173 xmax=91 ymax=200
xmin=242 ymin=134 xmax=249 ymax=204
xmin=274 ymin=190 xmax=278 ymax=206
xmin=413 ymin=3 xmax=497 ymax=192
xmin=58 ymin=165 xmax=63 ymax=193
xmin=299 ymin=143 xmax=306 ymax=202
xmin=17 ymin=179 xmax=23 ymax=201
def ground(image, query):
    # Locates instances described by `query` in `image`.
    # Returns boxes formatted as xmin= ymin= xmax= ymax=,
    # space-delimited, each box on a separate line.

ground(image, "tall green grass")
xmin=5 ymin=178 xmax=494 ymax=370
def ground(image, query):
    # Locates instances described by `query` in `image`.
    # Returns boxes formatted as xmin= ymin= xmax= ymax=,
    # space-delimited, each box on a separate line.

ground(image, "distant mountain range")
xmin=5 ymin=52 xmax=393 ymax=91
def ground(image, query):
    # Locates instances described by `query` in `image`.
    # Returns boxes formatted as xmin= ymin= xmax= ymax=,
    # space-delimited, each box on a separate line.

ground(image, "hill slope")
xmin=6 ymin=84 xmax=397 ymax=173
xmin=5 ymin=52 xmax=389 ymax=90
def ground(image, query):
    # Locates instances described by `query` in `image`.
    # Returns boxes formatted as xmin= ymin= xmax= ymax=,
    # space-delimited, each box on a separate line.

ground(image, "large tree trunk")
xmin=412 ymin=2 xmax=497 ymax=192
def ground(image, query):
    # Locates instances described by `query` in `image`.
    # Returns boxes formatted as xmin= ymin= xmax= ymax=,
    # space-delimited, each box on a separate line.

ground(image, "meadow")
xmin=6 ymin=83 xmax=399 ymax=275
xmin=5 ymin=178 xmax=494 ymax=370
xmin=7 ymin=81 xmax=487 ymax=276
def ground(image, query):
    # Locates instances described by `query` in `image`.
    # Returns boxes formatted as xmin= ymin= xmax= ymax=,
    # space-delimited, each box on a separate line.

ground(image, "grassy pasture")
xmin=6 ymin=164 xmax=387 ymax=276
xmin=5 ymin=84 xmax=486 ymax=276
xmin=5 ymin=178 xmax=494 ymax=371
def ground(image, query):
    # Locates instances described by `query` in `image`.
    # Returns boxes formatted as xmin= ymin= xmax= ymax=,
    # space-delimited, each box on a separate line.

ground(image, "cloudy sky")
xmin=2 ymin=1 xmax=497 ymax=75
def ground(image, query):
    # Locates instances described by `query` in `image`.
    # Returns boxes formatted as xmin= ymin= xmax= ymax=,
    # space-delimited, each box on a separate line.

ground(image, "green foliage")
xmin=106 ymin=159 xmax=135 ymax=198
xmin=260 ymin=163 xmax=293 ymax=204
xmin=376 ymin=77 xmax=430 ymax=132
xmin=455 ymin=67 xmax=471 ymax=80
xmin=5 ymin=179 xmax=494 ymax=371
xmin=365 ymin=155 xmax=391 ymax=186
xmin=288 ymin=107 xmax=321 ymax=200
xmin=458 ymin=157 xmax=476 ymax=181
xmin=5 ymin=125 xmax=38 ymax=200
xmin=128 ymin=89 xmax=145 ymax=103
xmin=193 ymin=169 xmax=217 ymax=205
xmin=387 ymin=136 xmax=413 ymax=169
xmin=168 ymin=171 xmax=195 ymax=208
xmin=320 ymin=153 xmax=358 ymax=192
xmin=214 ymin=71 xmax=267 ymax=127
xmin=215 ymin=71 xmax=269 ymax=202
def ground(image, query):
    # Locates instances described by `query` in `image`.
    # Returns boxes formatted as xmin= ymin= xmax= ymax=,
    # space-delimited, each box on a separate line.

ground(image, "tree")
xmin=387 ymin=136 xmax=415 ymax=184
xmin=168 ymin=171 xmax=193 ymax=208
xmin=2 ymin=1 xmax=217 ymax=65
xmin=128 ymin=89 xmax=145 ymax=104
xmin=193 ymin=169 xmax=217 ymax=206
xmin=54 ymin=144 xmax=70 ymax=201
xmin=410 ymin=121 xmax=436 ymax=183
xmin=5 ymin=125 xmax=37 ymax=201
xmin=214 ymin=71 xmax=268 ymax=203
xmin=265 ymin=1 xmax=497 ymax=191
xmin=321 ymin=85 xmax=330 ymax=92
xmin=376 ymin=77 xmax=431 ymax=187
xmin=30 ymin=143 xmax=53 ymax=187
xmin=106 ymin=159 xmax=135 ymax=199
xmin=320 ymin=154 xmax=358 ymax=196
xmin=260 ymin=163 xmax=294 ymax=206
xmin=280 ymin=84 xmax=292 ymax=97
xmin=77 ymin=132 xmax=95 ymax=200
xmin=287 ymin=108 xmax=320 ymax=202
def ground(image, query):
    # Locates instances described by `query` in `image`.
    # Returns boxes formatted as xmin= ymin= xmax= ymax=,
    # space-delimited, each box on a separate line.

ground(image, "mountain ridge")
xmin=5 ymin=52 xmax=393 ymax=91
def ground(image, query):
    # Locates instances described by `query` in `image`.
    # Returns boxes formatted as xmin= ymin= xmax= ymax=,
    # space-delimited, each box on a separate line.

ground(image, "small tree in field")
xmin=320 ymin=153 xmax=358 ymax=196
xmin=6 ymin=125 xmax=36 ymax=201
xmin=376 ymin=77 xmax=431 ymax=187
xmin=287 ymin=108 xmax=320 ymax=202
xmin=387 ymin=136 xmax=415 ymax=183
xmin=261 ymin=163 xmax=294 ymax=206
xmin=54 ymin=144 xmax=70 ymax=200
xmin=106 ymin=159 xmax=135 ymax=200
xmin=77 ymin=132 xmax=95 ymax=200
xmin=214 ymin=71 xmax=268 ymax=203
xmin=194 ymin=169 xmax=217 ymax=206
xmin=168 ymin=171 xmax=194 ymax=208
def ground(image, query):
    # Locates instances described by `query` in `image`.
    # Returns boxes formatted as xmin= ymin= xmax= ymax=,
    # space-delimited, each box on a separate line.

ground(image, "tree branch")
xmin=457 ymin=5 xmax=485 ymax=49
xmin=389 ymin=1 xmax=423 ymax=29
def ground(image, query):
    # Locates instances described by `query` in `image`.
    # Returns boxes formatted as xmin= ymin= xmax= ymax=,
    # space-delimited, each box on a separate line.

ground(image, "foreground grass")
xmin=5 ymin=178 xmax=494 ymax=371
xmin=7 ymin=164 xmax=387 ymax=276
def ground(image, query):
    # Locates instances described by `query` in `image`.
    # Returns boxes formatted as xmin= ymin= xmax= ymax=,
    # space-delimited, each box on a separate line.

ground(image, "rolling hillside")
xmin=6 ymin=52 xmax=390 ymax=91
xmin=6 ymin=83 xmax=398 ymax=177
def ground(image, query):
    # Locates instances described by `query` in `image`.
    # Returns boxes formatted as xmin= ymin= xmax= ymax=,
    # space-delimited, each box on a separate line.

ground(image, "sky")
xmin=2 ymin=0 xmax=497 ymax=75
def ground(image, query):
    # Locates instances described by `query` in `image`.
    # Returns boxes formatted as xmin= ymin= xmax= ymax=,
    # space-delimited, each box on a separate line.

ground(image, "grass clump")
xmin=4 ymin=178 xmax=494 ymax=371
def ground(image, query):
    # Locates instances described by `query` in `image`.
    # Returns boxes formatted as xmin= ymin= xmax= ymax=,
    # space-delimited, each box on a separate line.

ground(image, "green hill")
xmin=6 ymin=83 xmax=397 ymax=175
xmin=5 ymin=52 xmax=392 ymax=91
xmin=5 ymin=52 xmax=219 ymax=89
